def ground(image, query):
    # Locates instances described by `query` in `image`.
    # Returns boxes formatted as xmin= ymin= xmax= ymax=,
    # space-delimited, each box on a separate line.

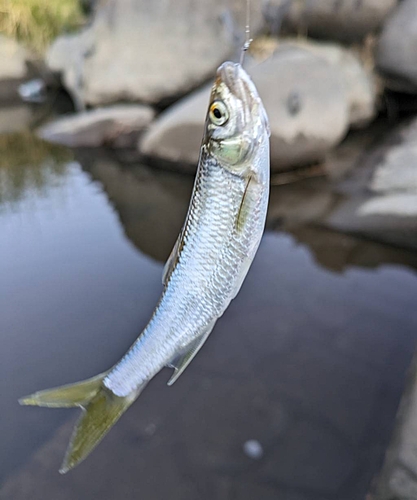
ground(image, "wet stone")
xmin=38 ymin=105 xmax=155 ymax=148
xmin=140 ymin=42 xmax=351 ymax=172
xmin=243 ymin=440 xmax=264 ymax=460
xmin=47 ymin=0 xmax=264 ymax=107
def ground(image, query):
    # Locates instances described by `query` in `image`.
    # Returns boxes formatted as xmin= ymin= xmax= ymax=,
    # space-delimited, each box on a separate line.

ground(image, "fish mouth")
xmin=217 ymin=61 xmax=258 ymax=109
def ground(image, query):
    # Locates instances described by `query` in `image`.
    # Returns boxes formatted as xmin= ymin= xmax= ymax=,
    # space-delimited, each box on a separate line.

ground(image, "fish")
xmin=19 ymin=61 xmax=270 ymax=473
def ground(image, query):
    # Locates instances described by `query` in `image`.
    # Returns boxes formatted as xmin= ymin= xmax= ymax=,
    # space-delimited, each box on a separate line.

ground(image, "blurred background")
xmin=1 ymin=1 xmax=417 ymax=499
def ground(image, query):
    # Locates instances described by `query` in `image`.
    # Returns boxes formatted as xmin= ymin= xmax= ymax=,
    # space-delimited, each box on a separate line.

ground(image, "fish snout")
xmin=217 ymin=62 xmax=257 ymax=113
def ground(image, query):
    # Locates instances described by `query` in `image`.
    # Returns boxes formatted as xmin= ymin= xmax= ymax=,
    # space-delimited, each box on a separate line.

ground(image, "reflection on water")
xmin=80 ymin=150 xmax=417 ymax=273
xmin=0 ymin=132 xmax=72 ymax=209
xmin=79 ymin=150 xmax=194 ymax=263
xmin=1 ymin=131 xmax=417 ymax=500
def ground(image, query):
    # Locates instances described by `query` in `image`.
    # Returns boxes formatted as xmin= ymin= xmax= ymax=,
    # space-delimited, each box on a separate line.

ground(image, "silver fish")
xmin=20 ymin=61 xmax=270 ymax=473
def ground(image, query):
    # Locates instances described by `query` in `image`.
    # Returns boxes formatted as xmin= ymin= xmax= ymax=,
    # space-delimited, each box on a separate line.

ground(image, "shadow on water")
xmin=1 ymin=132 xmax=417 ymax=500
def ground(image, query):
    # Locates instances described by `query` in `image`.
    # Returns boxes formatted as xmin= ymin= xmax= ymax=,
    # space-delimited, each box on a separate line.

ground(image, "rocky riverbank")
xmin=2 ymin=4 xmax=417 ymax=496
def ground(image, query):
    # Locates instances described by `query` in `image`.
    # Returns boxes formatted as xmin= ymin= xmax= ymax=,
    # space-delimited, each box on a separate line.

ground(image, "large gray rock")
xmin=326 ymin=118 xmax=417 ymax=250
xmin=287 ymin=39 xmax=377 ymax=128
xmin=140 ymin=88 xmax=209 ymax=171
xmin=37 ymin=105 xmax=154 ymax=148
xmin=47 ymin=0 xmax=263 ymax=108
xmin=264 ymin=0 xmax=398 ymax=42
xmin=377 ymin=0 xmax=417 ymax=93
xmin=140 ymin=43 xmax=350 ymax=172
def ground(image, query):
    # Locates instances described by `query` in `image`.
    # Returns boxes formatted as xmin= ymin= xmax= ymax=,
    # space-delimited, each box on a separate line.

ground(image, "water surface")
xmin=1 ymin=132 xmax=417 ymax=500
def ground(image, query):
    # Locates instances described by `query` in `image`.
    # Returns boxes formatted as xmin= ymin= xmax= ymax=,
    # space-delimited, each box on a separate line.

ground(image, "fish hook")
xmin=239 ymin=0 xmax=252 ymax=66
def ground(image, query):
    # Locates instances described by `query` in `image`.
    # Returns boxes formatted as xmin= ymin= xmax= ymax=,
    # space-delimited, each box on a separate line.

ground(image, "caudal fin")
xmin=19 ymin=373 xmax=143 ymax=473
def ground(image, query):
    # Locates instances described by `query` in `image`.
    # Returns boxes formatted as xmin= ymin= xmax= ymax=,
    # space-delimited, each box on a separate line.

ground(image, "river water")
xmin=1 ymin=128 xmax=417 ymax=499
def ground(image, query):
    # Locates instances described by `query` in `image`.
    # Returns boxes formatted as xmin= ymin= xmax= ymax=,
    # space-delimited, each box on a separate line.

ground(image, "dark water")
xmin=1 ymin=132 xmax=417 ymax=500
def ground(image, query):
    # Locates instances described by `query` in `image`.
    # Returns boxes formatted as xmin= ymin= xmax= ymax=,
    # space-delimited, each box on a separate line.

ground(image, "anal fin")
xmin=167 ymin=320 xmax=216 ymax=386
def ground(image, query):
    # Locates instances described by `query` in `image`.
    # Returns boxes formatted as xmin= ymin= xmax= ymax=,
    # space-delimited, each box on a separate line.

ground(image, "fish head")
xmin=204 ymin=61 xmax=269 ymax=175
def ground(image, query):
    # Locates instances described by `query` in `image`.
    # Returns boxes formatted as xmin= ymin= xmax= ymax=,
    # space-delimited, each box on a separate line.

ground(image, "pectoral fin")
xmin=236 ymin=175 xmax=252 ymax=234
xmin=167 ymin=320 xmax=216 ymax=386
xmin=162 ymin=231 xmax=184 ymax=286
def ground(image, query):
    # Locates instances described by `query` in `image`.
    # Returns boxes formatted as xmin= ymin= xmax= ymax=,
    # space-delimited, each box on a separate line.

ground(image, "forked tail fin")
xmin=19 ymin=373 xmax=144 ymax=473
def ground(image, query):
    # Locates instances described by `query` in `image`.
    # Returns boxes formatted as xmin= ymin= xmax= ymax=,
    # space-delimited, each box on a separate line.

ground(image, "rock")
xmin=18 ymin=79 xmax=47 ymax=104
xmin=326 ymin=118 xmax=417 ymax=250
xmin=47 ymin=29 xmax=93 ymax=110
xmin=343 ymin=117 xmax=417 ymax=196
xmin=140 ymin=44 xmax=350 ymax=172
xmin=243 ymin=440 xmax=264 ymax=460
xmin=37 ymin=105 xmax=155 ymax=148
xmin=47 ymin=0 xmax=264 ymax=108
xmin=255 ymin=45 xmax=350 ymax=170
xmin=324 ymin=120 xmax=392 ymax=181
xmin=139 ymin=88 xmax=208 ymax=171
xmin=376 ymin=0 xmax=417 ymax=93
xmin=290 ymin=39 xmax=377 ymax=129
xmin=264 ymin=0 xmax=398 ymax=43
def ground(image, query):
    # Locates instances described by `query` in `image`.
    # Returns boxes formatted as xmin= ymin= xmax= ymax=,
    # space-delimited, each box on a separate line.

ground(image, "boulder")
xmin=47 ymin=0 xmax=264 ymax=108
xmin=140 ymin=88 xmax=208 ymax=171
xmin=376 ymin=0 xmax=417 ymax=93
xmin=326 ymin=117 xmax=417 ymax=250
xmin=140 ymin=43 xmax=350 ymax=172
xmin=37 ymin=105 xmax=154 ymax=148
xmin=264 ymin=0 xmax=398 ymax=43
xmin=287 ymin=39 xmax=377 ymax=128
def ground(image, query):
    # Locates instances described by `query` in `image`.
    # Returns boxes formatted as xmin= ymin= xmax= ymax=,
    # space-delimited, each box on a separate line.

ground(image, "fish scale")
xmin=104 ymin=151 xmax=248 ymax=397
xmin=20 ymin=61 xmax=270 ymax=473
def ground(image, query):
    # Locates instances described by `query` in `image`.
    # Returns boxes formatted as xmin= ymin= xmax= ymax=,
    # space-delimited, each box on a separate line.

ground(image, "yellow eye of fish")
xmin=209 ymin=101 xmax=229 ymax=126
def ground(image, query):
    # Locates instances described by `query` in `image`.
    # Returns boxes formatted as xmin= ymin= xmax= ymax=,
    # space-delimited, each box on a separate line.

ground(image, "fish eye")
xmin=209 ymin=101 xmax=229 ymax=126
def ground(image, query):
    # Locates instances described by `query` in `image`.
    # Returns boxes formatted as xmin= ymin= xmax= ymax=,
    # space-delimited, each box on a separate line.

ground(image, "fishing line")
xmin=239 ymin=0 xmax=252 ymax=66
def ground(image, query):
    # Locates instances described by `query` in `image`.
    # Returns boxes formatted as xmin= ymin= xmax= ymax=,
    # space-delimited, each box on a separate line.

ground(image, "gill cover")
xmin=205 ymin=61 xmax=266 ymax=170
xmin=209 ymin=132 xmax=253 ymax=166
